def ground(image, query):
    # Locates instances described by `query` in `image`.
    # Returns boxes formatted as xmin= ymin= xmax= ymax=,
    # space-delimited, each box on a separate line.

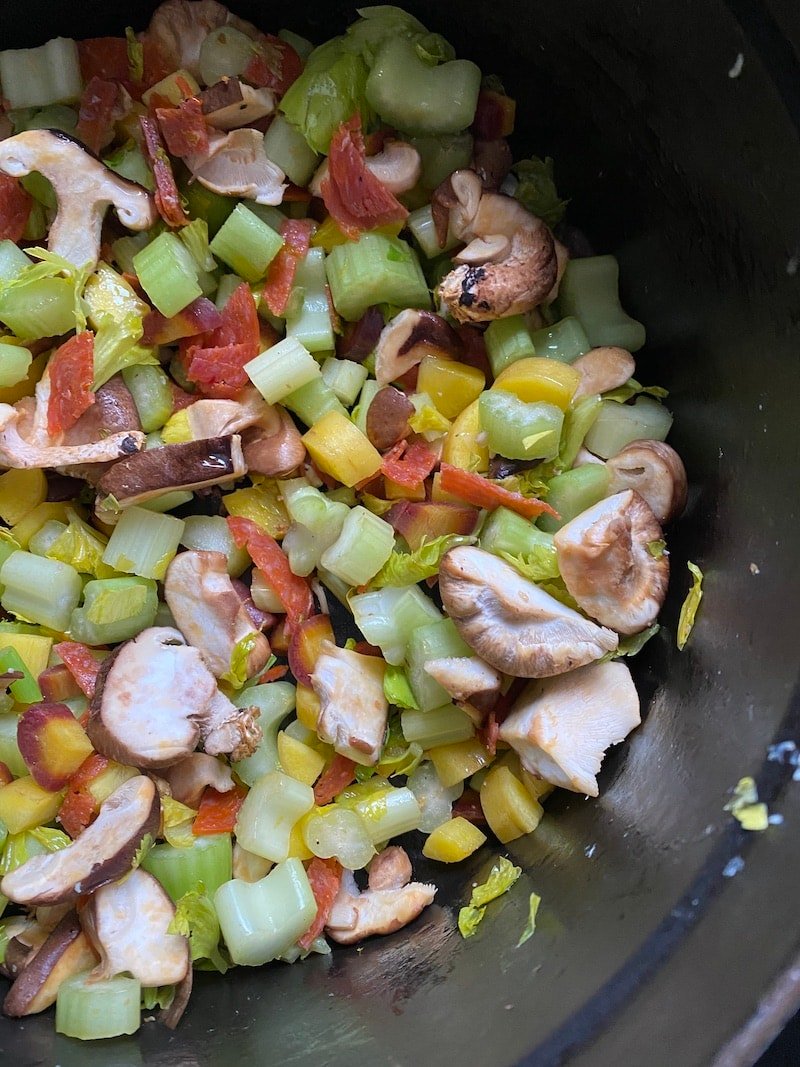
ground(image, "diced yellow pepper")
xmin=85 ymin=760 xmax=138 ymax=806
xmin=0 ymin=775 xmax=64 ymax=834
xmin=430 ymin=471 xmax=464 ymax=504
xmin=302 ymin=411 xmax=382 ymax=487
xmin=0 ymin=633 xmax=52 ymax=679
xmin=224 ymin=480 xmax=290 ymax=539
xmin=295 ymin=684 xmax=321 ymax=731
xmin=417 ymin=356 xmax=485 ymax=419
xmin=12 ymin=501 xmax=75 ymax=549
xmin=440 ymin=399 xmax=489 ymax=473
xmin=0 ymin=468 xmax=47 ymax=527
xmin=142 ymin=68 xmax=200 ymax=108
xmin=0 ymin=350 xmax=48 ymax=406
xmin=422 ymin=816 xmax=487 ymax=862
xmin=480 ymin=765 xmax=544 ymax=844
xmin=493 ymin=357 xmax=581 ymax=410
xmin=160 ymin=408 xmax=192 ymax=444
xmin=286 ymin=816 xmax=314 ymax=861
xmin=384 ymin=475 xmax=426 ymax=501
xmin=277 ymin=731 xmax=326 ymax=786
xmin=428 ymin=737 xmax=494 ymax=789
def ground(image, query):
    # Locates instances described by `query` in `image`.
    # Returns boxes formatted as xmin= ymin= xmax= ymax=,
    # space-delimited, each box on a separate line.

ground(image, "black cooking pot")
xmin=1 ymin=2 xmax=799 ymax=1064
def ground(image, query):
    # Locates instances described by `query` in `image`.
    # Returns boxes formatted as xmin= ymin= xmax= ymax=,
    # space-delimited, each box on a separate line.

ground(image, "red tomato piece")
xmin=139 ymin=114 xmax=189 ymax=227
xmin=76 ymin=77 xmax=120 ymax=155
xmin=227 ymin=516 xmax=314 ymax=627
xmin=53 ymin=641 xmax=102 ymax=699
xmin=262 ymin=219 xmax=314 ymax=317
xmin=47 ymin=334 xmax=96 ymax=436
xmin=313 ymin=754 xmax=357 ymax=806
xmin=0 ymin=175 xmax=32 ymax=242
xmin=77 ymin=37 xmax=130 ymax=85
xmin=192 ymin=782 xmax=248 ymax=835
xmin=380 ymin=439 xmax=437 ymax=489
xmin=438 ymin=463 xmax=558 ymax=521
xmin=321 ymin=114 xmax=408 ymax=238
xmin=156 ymin=97 xmax=209 ymax=158
xmin=243 ymin=35 xmax=303 ymax=96
xmin=298 ymin=857 xmax=343 ymax=950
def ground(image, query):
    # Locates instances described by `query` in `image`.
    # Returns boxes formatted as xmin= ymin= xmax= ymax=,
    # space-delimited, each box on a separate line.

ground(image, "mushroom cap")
xmin=145 ymin=0 xmax=261 ymax=77
xmin=554 ymin=490 xmax=670 ymax=634
xmin=182 ymin=388 xmax=269 ymax=439
xmin=499 ymin=660 xmax=641 ymax=796
xmin=423 ymin=655 xmax=502 ymax=704
xmin=606 ymin=439 xmax=688 ymax=524
xmin=199 ymin=78 xmax=276 ymax=130
xmin=311 ymin=641 xmax=389 ymax=766
xmin=187 ymin=128 xmax=286 ymax=205
xmin=2 ymin=911 xmax=98 ymax=1017
xmin=364 ymin=140 xmax=422 ymax=195
xmin=201 ymin=689 xmax=262 ymax=762
xmin=572 ymin=346 xmax=636 ymax=399
xmin=374 ymin=309 xmax=462 ymax=385
xmin=162 ymin=752 xmax=235 ymax=808
xmin=241 ymin=405 xmax=306 ymax=478
xmin=439 ymin=546 xmax=618 ymax=677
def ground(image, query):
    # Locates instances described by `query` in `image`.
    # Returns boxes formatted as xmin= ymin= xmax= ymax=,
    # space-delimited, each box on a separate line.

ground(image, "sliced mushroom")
xmin=423 ymin=655 xmax=502 ymax=704
xmin=232 ymin=842 xmax=272 ymax=883
xmin=0 ymin=130 xmax=156 ymax=268
xmin=439 ymin=546 xmax=618 ymax=677
xmin=186 ymin=128 xmax=286 ymax=205
xmin=144 ymin=0 xmax=263 ymax=78
xmin=160 ymin=966 xmax=193 ymax=1030
xmin=0 ymin=916 xmax=47 ymax=981
xmin=242 ymin=406 xmax=306 ymax=477
xmin=326 ymin=847 xmax=436 ymax=945
xmin=162 ymin=752 xmax=235 ymax=808
xmin=82 ymin=868 xmax=189 ymax=986
xmin=62 ymin=374 xmax=142 ymax=445
xmin=471 ymin=138 xmax=513 ymax=191
xmin=165 ymin=550 xmax=271 ymax=679
xmin=606 ymin=440 xmax=688 ymax=524
xmin=181 ymin=388 xmax=269 ymax=440
xmin=365 ymin=386 xmax=414 ymax=451
xmin=374 ymin=309 xmax=462 ymax=385
xmin=310 ymin=140 xmax=421 ymax=199
xmin=499 ymin=660 xmax=641 ymax=796
xmin=553 ymin=490 xmax=669 ymax=634
xmin=0 ymin=401 xmax=144 ymax=470
xmin=572 ymin=346 xmax=636 ymax=400
xmin=87 ymin=627 xmax=262 ymax=767
xmin=97 ymin=434 xmax=246 ymax=509
xmin=199 ymin=78 xmax=275 ymax=130
xmin=3 ymin=911 xmax=98 ymax=1018
xmin=1 ymin=775 xmax=159 ymax=907
xmin=311 ymin=641 xmax=389 ymax=766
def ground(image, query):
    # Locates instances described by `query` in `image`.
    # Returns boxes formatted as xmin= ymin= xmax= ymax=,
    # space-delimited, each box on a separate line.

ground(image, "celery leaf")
xmin=516 ymin=891 xmax=541 ymax=947
xmin=677 ymin=561 xmax=704 ymax=650
xmin=498 ymin=545 xmax=560 ymax=582
xmin=512 ymin=157 xmax=568 ymax=228
xmin=383 ymin=664 xmax=419 ymax=710
xmin=169 ymin=884 xmax=230 ymax=973
xmin=369 ymin=533 xmax=472 ymax=589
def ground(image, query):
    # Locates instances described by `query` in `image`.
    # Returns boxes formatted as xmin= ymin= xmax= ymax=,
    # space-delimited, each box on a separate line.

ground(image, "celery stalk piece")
xmin=485 ymin=315 xmax=536 ymax=377
xmin=27 ymin=519 xmax=67 ymax=559
xmin=232 ymin=681 xmax=297 ymax=786
xmin=0 ymin=550 xmax=81 ymax=631
xmin=111 ymin=232 xmax=150 ymax=276
xmin=0 ymin=646 xmax=42 ymax=702
xmin=281 ymin=479 xmax=349 ymax=533
xmin=133 ymin=233 xmax=202 ymax=318
xmin=538 ymin=465 xmax=613 ymax=533
xmin=0 ymin=38 xmax=82 ymax=110
xmin=409 ymin=133 xmax=474 ymax=192
xmin=321 ymin=356 xmax=369 ymax=407
xmin=350 ymin=584 xmax=442 ymax=665
xmin=0 ymin=276 xmax=76 ymax=340
xmin=139 ymin=490 xmax=194 ymax=514
xmin=0 ymin=714 xmax=26 ymax=777
xmin=285 ymin=248 xmax=335 ymax=352
xmin=104 ymin=139 xmax=154 ymax=191
xmin=56 ymin=972 xmax=141 ymax=1040
xmin=584 ymin=396 xmax=673 ymax=459
xmin=480 ymin=506 xmax=555 ymax=558
xmin=283 ymin=377 xmax=347 ymax=428
xmin=250 ymin=570 xmax=285 ymax=613
xmin=0 ymin=343 xmax=31 ymax=388
xmin=69 ymin=576 xmax=158 ymax=646
xmin=320 ymin=506 xmax=396 ymax=587
xmin=101 ymin=507 xmax=185 ymax=581
xmin=336 ymin=784 xmax=422 ymax=844
xmin=529 ymin=316 xmax=593 ymax=364
xmin=352 ymin=379 xmax=381 ymax=435
xmin=245 ymin=336 xmax=321 ymax=404
xmin=479 ymin=392 xmax=564 ymax=462
xmin=407 ymin=205 xmax=459 ymax=260
xmin=402 ymin=704 xmax=476 ymax=748
xmin=180 ymin=177 xmax=236 ymax=238
xmin=557 ymin=256 xmax=646 ymax=352
xmin=0 ymin=241 xmax=32 ymax=284
xmin=262 ymin=114 xmax=320 ymax=187
xmin=277 ymin=28 xmax=315 ymax=61
xmin=283 ymin=513 xmax=348 ymax=577
xmin=122 ymin=364 xmax=174 ymax=433
xmin=180 ymin=514 xmax=251 ymax=577
xmin=142 ymin=833 xmax=233 ymax=902
xmin=209 ymin=204 xmax=284 ymax=283
xmin=20 ymin=171 xmax=57 ymax=210
xmin=407 ymin=619 xmax=472 ymax=712
xmin=246 ymin=204 xmax=287 ymax=234
xmin=215 ymin=272 xmax=246 ymax=311
xmin=326 ymin=234 xmax=430 ymax=322
xmin=214 ymin=858 xmax=316 ymax=967
xmin=234 ymin=771 xmax=314 ymax=862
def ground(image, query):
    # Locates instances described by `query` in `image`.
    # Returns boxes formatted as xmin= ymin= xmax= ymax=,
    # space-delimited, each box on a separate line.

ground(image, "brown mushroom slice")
xmin=365 ymin=386 xmax=414 ymax=450
xmin=199 ymin=78 xmax=275 ymax=130
xmin=181 ymin=389 xmax=269 ymax=440
xmin=423 ymin=655 xmax=502 ymax=704
xmin=242 ymin=406 xmax=306 ymax=477
xmin=554 ymin=490 xmax=669 ymax=634
xmin=82 ymin=869 xmax=189 ymax=986
xmin=0 ymin=776 xmax=159 ymax=907
xmin=145 ymin=0 xmax=263 ymax=78
xmin=310 ymin=141 xmax=421 ymax=199
xmin=499 ymin=661 xmax=641 ymax=796
xmin=0 ymin=405 xmax=144 ymax=470
xmin=439 ymin=546 xmax=618 ymax=678
xmin=3 ymin=911 xmax=98 ymax=1017
xmin=311 ymin=641 xmax=389 ymax=766
xmin=187 ymin=128 xmax=286 ymax=205
xmin=0 ymin=130 xmax=156 ymax=268
xmin=374 ymin=309 xmax=462 ymax=386
xmin=165 ymin=549 xmax=271 ymax=678
xmin=606 ymin=440 xmax=688 ymax=524
xmin=572 ymin=346 xmax=636 ymax=400
xmin=62 ymin=374 xmax=142 ymax=445
xmin=0 ymin=916 xmax=46 ymax=981
xmin=97 ymin=434 xmax=246 ymax=509
xmin=202 ymin=690 xmax=261 ymax=762
xmin=162 ymin=752 xmax=235 ymax=808
xmin=326 ymin=848 xmax=436 ymax=945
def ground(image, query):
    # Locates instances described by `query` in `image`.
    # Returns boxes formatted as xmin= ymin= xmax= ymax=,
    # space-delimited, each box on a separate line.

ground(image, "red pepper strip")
xmin=381 ymin=439 xmax=438 ymax=489
xmin=242 ymin=35 xmax=303 ymax=96
xmin=75 ymin=77 xmax=120 ymax=154
xmin=262 ymin=218 xmax=314 ymax=317
xmin=54 ymin=641 xmax=102 ymax=699
xmin=0 ymin=175 xmax=32 ymax=243
xmin=192 ymin=782 xmax=248 ymax=836
xmin=298 ymin=857 xmax=343 ymax=951
xmin=47 ymin=333 xmax=95 ymax=436
xmin=438 ymin=463 xmax=558 ymax=521
xmin=259 ymin=664 xmax=289 ymax=683
xmin=313 ymin=754 xmax=357 ymax=806
xmin=156 ymin=97 xmax=209 ymax=158
xmin=321 ymin=114 xmax=408 ymax=238
xmin=139 ymin=114 xmax=189 ymax=227
xmin=227 ymin=516 xmax=314 ymax=629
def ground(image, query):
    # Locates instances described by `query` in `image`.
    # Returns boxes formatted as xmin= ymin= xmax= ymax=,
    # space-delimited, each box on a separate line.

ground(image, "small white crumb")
xmin=505 ymin=1004 xmax=514 ymax=1010
xmin=768 ymin=813 xmax=784 ymax=825
xmin=728 ymin=53 xmax=744 ymax=78
xmin=143 ymin=1016 xmax=156 ymax=1023
xmin=722 ymin=855 xmax=745 ymax=878
xmin=584 ymin=843 xmax=597 ymax=858
xmin=768 ymin=740 xmax=797 ymax=762
xmin=788 ymin=256 xmax=799 ymax=276
xmin=749 ymin=562 xmax=760 ymax=575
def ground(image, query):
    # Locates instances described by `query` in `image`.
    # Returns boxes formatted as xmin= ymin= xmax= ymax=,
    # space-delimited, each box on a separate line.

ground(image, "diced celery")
xmin=407 ymin=204 xmax=459 ymax=260
xmin=278 ymin=28 xmax=315 ymax=61
xmin=139 ymin=490 xmax=194 ymax=514
xmin=0 ymin=276 xmax=76 ymax=339
xmin=235 ymin=771 xmax=314 ymax=862
xmin=402 ymin=703 xmax=475 ymax=748
xmin=180 ymin=514 xmax=250 ymax=577
xmin=0 ymin=342 xmax=31 ymax=388
xmin=111 ymin=232 xmax=150 ymax=276
xmin=142 ymin=833 xmax=233 ymax=902
xmin=20 ymin=172 xmax=56 ymax=211
xmin=479 ymin=392 xmax=563 ymax=461
xmin=0 ymin=646 xmax=42 ymax=703
xmin=485 ymin=315 xmax=536 ymax=376
xmin=409 ymin=132 xmax=474 ymax=191
xmin=557 ymin=256 xmax=646 ymax=352
xmin=0 ymin=241 xmax=32 ymax=284
xmin=584 ymin=396 xmax=673 ymax=459
xmin=326 ymin=234 xmax=430 ymax=321
xmin=336 ymin=783 xmax=421 ymax=844
xmin=538 ymin=465 xmax=613 ymax=533
xmin=352 ymin=378 xmax=382 ymax=435
xmin=56 ymin=972 xmax=141 ymax=1040
xmin=0 ymin=715 xmax=27 ymax=777
xmin=559 ymin=394 xmax=603 ymax=469
xmin=285 ymin=248 xmax=335 ymax=352
xmin=209 ymin=204 xmax=284 ymax=282
xmin=350 ymin=584 xmax=442 ymax=665
xmin=24 ymin=104 xmax=77 ymax=134
xmin=133 ymin=233 xmax=202 ymax=317
xmin=104 ymin=139 xmax=154 ymax=190
xmin=246 ymin=204 xmax=287 ymax=233
xmin=320 ymin=506 xmax=395 ymax=587
xmin=69 ymin=577 xmax=158 ymax=646
xmin=245 ymin=336 xmax=321 ymax=404
xmin=0 ymin=550 xmax=81 ymax=631
xmin=214 ymin=858 xmax=316 ymax=967
xmin=122 ymin=364 xmax=174 ymax=433
xmin=232 ymin=682 xmax=297 ymax=786
xmin=28 ymin=519 xmax=66 ymax=559
xmin=262 ymin=114 xmax=320 ymax=187
xmin=0 ymin=38 xmax=82 ymax=109
xmin=0 ymin=631 xmax=52 ymax=681
xmin=102 ymin=507 xmax=185 ymax=581
xmin=283 ymin=376 xmax=346 ymax=427
xmin=250 ymin=570 xmax=285 ymax=613
xmin=480 ymin=506 xmax=555 ymax=558
xmin=180 ymin=178 xmax=236 ymax=237
xmin=141 ymin=68 xmax=200 ymax=108
xmin=407 ymin=619 xmax=471 ymax=711
xmin=321 ymin=356 xmax=369 ymax=406
xmin=529 ymin=316 xmax=592 ymax=364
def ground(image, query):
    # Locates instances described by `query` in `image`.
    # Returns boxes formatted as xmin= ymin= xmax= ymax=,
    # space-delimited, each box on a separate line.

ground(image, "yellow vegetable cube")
xmin=277 ymin=731 xmax=326 ymax=786
xmin=0 ymin=633 xmax=52 ymax=679
xmin=0 ymin=775 xmax=64 ymax=834
xmin=0 ymin=468 xmax=47 ymax=527
xmin=224 ymin=481 xmax=290 ymax=539
xmin=440 ymin=399 xmax=489 ymax=473
xmin=480 ymin=765 xmax=544 ymax=844
xmin=422 ymin=816 xmax=487 ymax=862
xmin=417 ymin=356 xmax=485 ymax=419
xmin=312 ymin=216 xmax=404 ymax=253
xmin=287 ymin=816 xmax=314 ymax=861
xmin=295 ymin=684 xmax=321 ymax=731
xmin=142 ymin=68 xmax=200 ymax=108
xmin=493 ymin=357 xmax=581 ymax=410
xmin=428 ymin=737 xmax=494 ymax=789
xmin=302 ymin=411 xmax=382 ymax=487
xmin=384 ymin=475 xmax=426 ymax=501
xmin=0 ymin=350 xmax=47 ymax=406
xmin=12 ymin=501 xmax=74 ymax=549
xmin=521 ymin=769 xmax=555 ymax=804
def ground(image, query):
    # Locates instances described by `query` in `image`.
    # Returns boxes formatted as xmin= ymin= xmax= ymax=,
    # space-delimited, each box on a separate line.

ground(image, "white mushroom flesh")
xmin=572 ymin=346 xmax=636 ymax=400
xmin=186 ymin=128 xmax=286 ymax=205
xmin=499 ymin=660 xmax=641 ymax=796
xmin=311 ymin=641 xmax=388 ymax=766
xmin=183 ymin=388 xmax=270 ymax=439
xmin=162 ymin=752 xmax=235 ymax=808
xmin=374 ymin=309 xmax=462 ymax=386
xmin=0 ymin=399 xmax=144 ymax=471
xmin=423 ymin=655 xmax=502 ymax=704
xmin=145 ymin=0 xmax=262 ymax=78
xmin=309 ymin=141 xmax=421 ymax=199
xmin=606 ymin=439 xmax=688 ymax=524
xmin=201 ymin=689 xmax=262 ymax=763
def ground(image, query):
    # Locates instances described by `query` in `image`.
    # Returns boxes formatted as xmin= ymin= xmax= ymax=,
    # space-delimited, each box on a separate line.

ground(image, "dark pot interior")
xmin=1 ymin=2 xmax=800 ymax=1065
